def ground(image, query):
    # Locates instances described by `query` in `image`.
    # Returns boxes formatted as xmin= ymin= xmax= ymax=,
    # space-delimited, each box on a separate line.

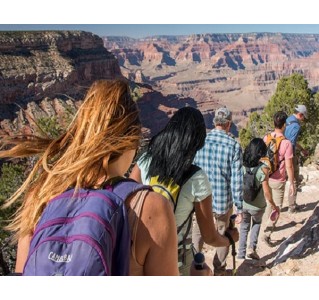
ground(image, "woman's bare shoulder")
xmin=142 ymin=191 xmax=173 ymax=218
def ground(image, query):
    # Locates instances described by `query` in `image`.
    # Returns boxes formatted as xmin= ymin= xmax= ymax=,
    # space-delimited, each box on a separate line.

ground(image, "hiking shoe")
xmin=262 ymin=234 xmax=271 ymax=244
xmin=288 ymin=207 xmax=296 ymax=214
xmin=236 ymin=255 xmax=245 ymax=260
xmin=288 ymin=205 xmax=301 ymax=214
xmin=246 ymin=249 xmax=260 ymax=260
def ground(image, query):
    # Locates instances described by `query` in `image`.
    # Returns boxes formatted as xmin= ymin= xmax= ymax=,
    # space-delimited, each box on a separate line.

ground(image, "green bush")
xmin=0 ymin=162 xmax=25 ymax=239
xmin=239 ymin=73 xmax=319 ymax=157
xmin=36 ymin=116 xmax=63 ymax=138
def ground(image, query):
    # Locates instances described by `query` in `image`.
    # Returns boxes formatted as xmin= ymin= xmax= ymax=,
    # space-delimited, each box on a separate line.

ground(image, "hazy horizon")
xmin=1 ymin=24 xmax=319 ymax=39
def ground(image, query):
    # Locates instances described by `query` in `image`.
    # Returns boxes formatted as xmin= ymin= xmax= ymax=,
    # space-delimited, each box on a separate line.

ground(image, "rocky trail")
xmin=202 ymin=163 xmax=319 ymax=276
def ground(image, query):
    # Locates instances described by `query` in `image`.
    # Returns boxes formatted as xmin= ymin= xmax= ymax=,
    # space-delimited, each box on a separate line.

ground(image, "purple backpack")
xmin=23 ymin=178 xmax=150 ymax=276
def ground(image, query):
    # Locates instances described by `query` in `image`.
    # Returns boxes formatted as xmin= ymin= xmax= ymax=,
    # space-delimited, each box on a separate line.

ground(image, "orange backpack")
xmin=263 ymin=133 xmax=286 ymax=175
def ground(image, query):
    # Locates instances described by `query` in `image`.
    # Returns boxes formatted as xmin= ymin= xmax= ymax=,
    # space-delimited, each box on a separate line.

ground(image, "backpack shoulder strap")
xmin=252 ymin=164 xmax=261 ymax=176
xmin=176 ymin=165 xmax=201 ymax=244
xmin=253 ymin=162 xmax=266 ymax=178
xmin=276 ymin=135 xmax=286 ymax=163
xmin=252 ymin=163 xmax=264 ymax=191
xmin=245 ymin=166 xmax=253 ymax=174
xmin=276 ymin=134 xmax=286 ymax=142
xmin=265 ymin=133 xmax=273 ymax=145
xmin=287 ymin=120 xmax=299 ymax=126
xmin=177 ymin=208 xmax=194 ymax=247
xmin=105 ymin=177 xmax=152 ymax=201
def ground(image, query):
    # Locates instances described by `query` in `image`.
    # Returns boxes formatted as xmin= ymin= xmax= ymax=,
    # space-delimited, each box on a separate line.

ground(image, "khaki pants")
xmin=263 ymin=180 xmax=285 ymax=237
xmin=288 ymin=155 xmax=299 ymax=209
xmin=178 ymin=248 xmax=193 ymax=276
xmin=192 ymin=208 xmax=232 ymax=273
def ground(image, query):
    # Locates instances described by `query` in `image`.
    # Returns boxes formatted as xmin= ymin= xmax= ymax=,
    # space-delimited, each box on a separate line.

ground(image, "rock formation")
xmin=0 ymin=31 xmax=122 ymax=121
xmin=103 ymin=33 xmax=319 ymax=125
xmin=0 ymin=31 xmax=202 ymax=137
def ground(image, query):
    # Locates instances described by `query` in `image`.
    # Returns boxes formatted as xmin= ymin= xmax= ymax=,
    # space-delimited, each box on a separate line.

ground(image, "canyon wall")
xmin=0 ymin=31 xmax=122 ymax=121
xmin=103 ymin=33 xmax=319 ymax=128
xmin=2 ymin=31 xmax=319 ymax=137
xmin=0 ymin=31 xmax=186 ymax=137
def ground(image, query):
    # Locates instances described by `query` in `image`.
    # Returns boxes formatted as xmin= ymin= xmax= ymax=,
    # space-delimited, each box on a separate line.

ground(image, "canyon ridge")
xmin=0 ymin=30 xmax=318 ymax=276
xmin=104 ymin=33 xmax=319 ymax=129
xmin=2 ymin=31 xmax=319 ymax=135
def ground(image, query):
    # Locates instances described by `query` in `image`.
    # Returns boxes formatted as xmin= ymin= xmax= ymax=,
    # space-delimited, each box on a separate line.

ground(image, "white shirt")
xmin=137 ymin=155 xmax=212 ymax=244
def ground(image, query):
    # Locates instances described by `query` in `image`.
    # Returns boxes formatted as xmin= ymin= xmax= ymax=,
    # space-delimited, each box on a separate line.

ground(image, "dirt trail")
xmin=202 ymin=164 xmax=319 ymax=276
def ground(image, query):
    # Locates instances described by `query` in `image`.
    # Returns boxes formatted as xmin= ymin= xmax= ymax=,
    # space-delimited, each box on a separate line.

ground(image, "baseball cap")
xmin=214 ymin=106 xmax=232 ymax=121
xmin=295 ymin=104 xmax=307 ymax=118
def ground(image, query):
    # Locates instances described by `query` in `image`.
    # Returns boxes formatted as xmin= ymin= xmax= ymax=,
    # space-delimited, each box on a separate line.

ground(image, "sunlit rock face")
xmin=0 ymin=30 xmax=122 ymax=106
xmin=103 ymin=33 xmax=319 ymax=129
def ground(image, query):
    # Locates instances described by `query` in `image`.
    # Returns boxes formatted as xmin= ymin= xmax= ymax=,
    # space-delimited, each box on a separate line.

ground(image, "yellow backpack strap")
xmin=149 ymin=176 xmax=180 ymax=209
xmin=265 ymin=133 xmax=272 ymax=145
xmin=275 ymin=135 xmax=286 ymax=165
xmin=276 ymin=135 xmax=285 ymax=147
xmin=260 ymin=156 xmax=271 ymax=171
xmin=273 ymin=135 xmax=285 ymax=153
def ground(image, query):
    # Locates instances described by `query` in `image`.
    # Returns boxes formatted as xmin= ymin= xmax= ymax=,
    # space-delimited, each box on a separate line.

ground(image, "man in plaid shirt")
xmin=193 ymin=106 xmax=243 ymax=275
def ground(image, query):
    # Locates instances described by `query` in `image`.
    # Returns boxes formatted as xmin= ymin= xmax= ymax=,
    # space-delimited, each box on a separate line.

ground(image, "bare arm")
xmin=15 ymin=234 xmax=32 ymax=273
xmin=129 ymin=164 xmax=142 ymax=183
xmin=194 ymin=195 xmax=238 ymax=247
xmin=285 ymin=157 xmax=296 ymax=196
xmin=14 ymin=189 xmax=35 ymax=273
xmin=261 ymin=167 xmax=279 ymax=213
xmin=135 ymin=192 xmax=179 ymax=275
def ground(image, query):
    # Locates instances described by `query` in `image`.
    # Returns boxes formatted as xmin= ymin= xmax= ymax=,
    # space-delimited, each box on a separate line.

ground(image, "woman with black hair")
xmin=130 ymin=107 xmax=238 ymax=275
xmin=238 ymin=138 xmax=280 ymax=260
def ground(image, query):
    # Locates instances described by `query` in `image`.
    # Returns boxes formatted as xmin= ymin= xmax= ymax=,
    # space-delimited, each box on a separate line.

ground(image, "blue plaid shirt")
xmin=194 ymin=128 xmax=243 ymax=214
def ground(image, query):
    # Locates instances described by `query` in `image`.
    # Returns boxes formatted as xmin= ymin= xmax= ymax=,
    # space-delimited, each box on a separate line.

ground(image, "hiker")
xmin=237 ymin=138 xmax=280 ymax=260
xmin=285 ymin=104 xmax=309 ymax=213
xmin=129 ymin=106 xmax=239 ymax=276
xmin=192 ymin=106 xmax=243 ymax=276
xmin=262 ymin=111 xmax=295 ymax=244
xmin=0 ymin=79 xmax=179 ymax=276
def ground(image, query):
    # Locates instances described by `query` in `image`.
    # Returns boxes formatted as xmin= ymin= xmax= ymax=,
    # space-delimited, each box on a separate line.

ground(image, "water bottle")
xmin=190 ymin=252 xmax=212 ymax=276
xmin=193 ymin=252 xmax=205 ymax=270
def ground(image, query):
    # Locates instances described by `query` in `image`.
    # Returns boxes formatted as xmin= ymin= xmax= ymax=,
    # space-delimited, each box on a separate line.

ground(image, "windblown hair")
xmin=274 ymin=111 xmax=288 ymax=129
xmin=143 ymin=106 xmax=206 ymax=185
xmin=243 ymin=138 xmax=267 ymax=168
xmin=0 ymin=79 xmax=141 ymax=240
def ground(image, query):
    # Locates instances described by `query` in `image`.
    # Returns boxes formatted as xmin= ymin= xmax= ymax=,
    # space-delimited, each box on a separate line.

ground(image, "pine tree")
xmin=239 ymin=73 xmax=319 ymax=156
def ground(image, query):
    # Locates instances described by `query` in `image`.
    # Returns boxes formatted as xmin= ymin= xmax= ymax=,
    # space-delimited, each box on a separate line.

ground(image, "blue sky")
xmin=2 ymin=0 xmax=319 ymax=39
xmin=1 ymin=24 xmax=319 ymax=38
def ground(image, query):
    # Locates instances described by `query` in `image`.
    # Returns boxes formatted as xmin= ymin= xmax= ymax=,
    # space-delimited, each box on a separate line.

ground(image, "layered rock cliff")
xmin=103 ymin=33 xmax=319 ymax=126
xmin=0 ymin=31 xmax=122 ymax=121
xmin=3 ymin=31 xmax=319 ymax=138
xmin=0 ymin=31 xmax=190 ymax=137
xmin=0 ymin=31 xmax=213 ymax=138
